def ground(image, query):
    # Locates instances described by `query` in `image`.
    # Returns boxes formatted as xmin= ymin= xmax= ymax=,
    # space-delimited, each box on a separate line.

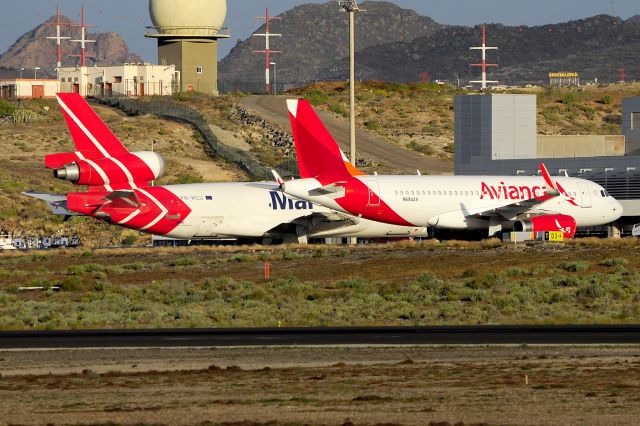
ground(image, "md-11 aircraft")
xmin=26 ymin=93 xmax=428 ymax=243
xmin=276 ymin=99 xmax=623 ymax=238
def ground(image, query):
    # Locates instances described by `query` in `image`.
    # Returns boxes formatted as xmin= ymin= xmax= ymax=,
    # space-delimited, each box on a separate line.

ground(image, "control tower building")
xmin=145 ymin=0 xmax=229 ymax=95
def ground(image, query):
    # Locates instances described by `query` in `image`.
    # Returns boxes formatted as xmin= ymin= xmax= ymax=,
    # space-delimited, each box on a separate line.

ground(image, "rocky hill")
xmin=332 ymin=15 xmax=640 ymax=85
xmin=218 ymin=1 xmax=443 ymax=88
xmin=220 ymin=1 xmax=640 ymax=88
xmin=0 ymin=15 xmax=142 ymax=78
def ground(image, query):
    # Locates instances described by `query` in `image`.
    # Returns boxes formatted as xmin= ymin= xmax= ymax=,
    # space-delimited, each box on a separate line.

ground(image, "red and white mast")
xmin=45 ymin=5 xmax=72 ymax=69
xmin=70 ymin=3 xmax=96 ymax=66
xmin=252 ymin=8 xmax=282 ymax=94
xmin=470 ymin=25 xmax=498 ymax=90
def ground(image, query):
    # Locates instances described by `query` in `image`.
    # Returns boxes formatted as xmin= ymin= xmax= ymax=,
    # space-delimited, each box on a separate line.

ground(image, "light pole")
xmin=270 ymin=62 xmax=277 ymax=95
xmin=34 ymin=67 xmax=40 ymax=80
xmin=338 ymin=0 xmax=359 ymax=166
xmin=20 ymin=68 xmax=24 ymax=79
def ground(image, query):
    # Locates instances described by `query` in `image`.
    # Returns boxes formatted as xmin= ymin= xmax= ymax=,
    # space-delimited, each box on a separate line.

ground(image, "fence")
xmin=96 ymin=95 xmax=299 ymax=180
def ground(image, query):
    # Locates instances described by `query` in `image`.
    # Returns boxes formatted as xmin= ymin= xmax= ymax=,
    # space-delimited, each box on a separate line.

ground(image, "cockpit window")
xmin=600 ymin=190 xmax=606 ymax=197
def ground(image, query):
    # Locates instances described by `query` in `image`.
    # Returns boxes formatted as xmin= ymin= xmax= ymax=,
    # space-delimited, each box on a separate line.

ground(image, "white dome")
xmin=149 ymin=0 xmax=227 ymax=35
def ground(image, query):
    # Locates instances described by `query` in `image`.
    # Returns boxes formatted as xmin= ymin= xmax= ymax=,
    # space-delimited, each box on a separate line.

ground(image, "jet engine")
xmin=52 ymin=151 xmax=165 ymax=187
xmin=513 ymin=214 xmax=577 ymax=239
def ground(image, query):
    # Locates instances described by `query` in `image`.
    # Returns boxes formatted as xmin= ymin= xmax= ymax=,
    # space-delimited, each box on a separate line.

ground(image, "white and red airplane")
xmin=276 ymin=99 xmax=623 ymax=238
xmin=26 ymin=93 xmax=429 ymax=242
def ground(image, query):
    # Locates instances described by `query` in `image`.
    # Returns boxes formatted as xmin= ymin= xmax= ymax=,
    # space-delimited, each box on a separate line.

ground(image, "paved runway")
xmin=1 ymin=325 xmax=639 ymax=349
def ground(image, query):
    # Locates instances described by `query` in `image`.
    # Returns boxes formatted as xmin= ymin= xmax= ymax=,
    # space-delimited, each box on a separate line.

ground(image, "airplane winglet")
xmin=540 ymin=163 xmax=556 ymax=190
xmin=540 ymin=162 xmax=560 ymax=196
xmin=271 ymin=170 xmax=284 ymax=186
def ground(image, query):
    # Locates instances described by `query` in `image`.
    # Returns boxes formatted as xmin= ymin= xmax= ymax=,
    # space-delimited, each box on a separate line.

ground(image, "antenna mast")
xmin=252 ymin=8 xmax=282 ymax=94
xmin=45 ymin=5 xmax=72 ymax=69
xmin=70 ymin=3 xmax=96 ymax=66
xmin=470 ymin=25 xmax=498 ymax=90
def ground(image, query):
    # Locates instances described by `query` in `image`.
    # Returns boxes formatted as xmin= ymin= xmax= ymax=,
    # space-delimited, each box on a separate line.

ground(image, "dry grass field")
xmin=1 ymin=239 xmax=639 ymax=330
xmin=1 ymin=345 xmax=639 ymax=425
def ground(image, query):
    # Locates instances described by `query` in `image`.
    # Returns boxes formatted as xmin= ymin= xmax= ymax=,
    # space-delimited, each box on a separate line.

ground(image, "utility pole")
xmin=470 ymin=25 xmax=498 ymax=90
xmin=45 ymin=5 xmax=71 ymax=70
xmin=270 ymin=62 xmax=277 ymax=95
xmin=338 ymin=0 xmax=359 ymax=166
xmin=70 ymin=3 xmax=96 ymax=66
xmin=253 ymin=8 xmax=282 ymax=94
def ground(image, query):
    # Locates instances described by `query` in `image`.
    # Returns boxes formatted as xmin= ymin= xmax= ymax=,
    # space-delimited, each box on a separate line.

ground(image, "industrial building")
xmin=57 ymin=64 xmax=177 ymax=97
xmin=454 ymin=94 xmax=640 ymax=234
xmin=145 ymin=0 xmax=229 ymax=95
xmin=0 ymin=78 xmax=59 ymax=99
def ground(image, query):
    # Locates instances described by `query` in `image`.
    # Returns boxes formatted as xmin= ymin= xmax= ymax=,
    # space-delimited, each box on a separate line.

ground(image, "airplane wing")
xmin=22 ymin=191 xmax=81 ymax=217
xmin=467 ymin=196 xmax=559 ymax=220
xmin=264 ymin=211 xmax=359 ymax=236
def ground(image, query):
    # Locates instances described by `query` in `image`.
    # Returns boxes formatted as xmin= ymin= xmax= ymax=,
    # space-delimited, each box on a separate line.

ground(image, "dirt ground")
xmin=1 ymin=345 xmax=639 ymax=425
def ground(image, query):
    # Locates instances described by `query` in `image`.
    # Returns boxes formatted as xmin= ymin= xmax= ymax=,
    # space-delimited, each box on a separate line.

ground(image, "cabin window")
xmin=395 ymin=190 xmax=398 ymax=196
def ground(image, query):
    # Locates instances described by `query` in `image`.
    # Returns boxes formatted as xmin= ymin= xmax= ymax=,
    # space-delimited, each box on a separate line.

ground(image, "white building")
xmin=0 ymin=79 xmax=60 ymax=99
xmin=58 ymin=63 xmax=178 ymax=97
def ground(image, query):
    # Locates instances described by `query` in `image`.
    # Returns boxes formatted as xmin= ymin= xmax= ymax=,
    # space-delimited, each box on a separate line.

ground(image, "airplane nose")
xmin=611 ymin=199 xmax=623 ymax=220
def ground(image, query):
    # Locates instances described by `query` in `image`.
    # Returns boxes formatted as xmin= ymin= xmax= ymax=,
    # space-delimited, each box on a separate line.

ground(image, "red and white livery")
xmin=278 ymin=99 xmax=623 ymax=238
xmin=28 ymin=93 xmax=429 ymax=242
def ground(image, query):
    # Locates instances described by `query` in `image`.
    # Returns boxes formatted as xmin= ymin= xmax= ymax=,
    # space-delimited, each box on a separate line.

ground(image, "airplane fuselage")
xmin=281 ymin=174 xmax=623 ymax=230
xmin=67 ymin=181 xmax=429 ymax=240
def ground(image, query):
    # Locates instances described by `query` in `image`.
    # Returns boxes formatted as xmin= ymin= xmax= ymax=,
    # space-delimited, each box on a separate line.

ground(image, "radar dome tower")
xmin=146 ymin=0 xmax=229 ymax=95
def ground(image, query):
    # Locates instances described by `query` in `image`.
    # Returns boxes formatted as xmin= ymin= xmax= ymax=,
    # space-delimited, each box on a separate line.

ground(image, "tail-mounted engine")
xmin=47 ymin=151 xmax=165 ymax=188
xmin=514 ymin=214 xmax=577 ymax=239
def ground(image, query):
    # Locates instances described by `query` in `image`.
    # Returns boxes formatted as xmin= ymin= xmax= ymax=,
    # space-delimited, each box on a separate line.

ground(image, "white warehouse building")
xmin=0 ymin=78 xmax=59 ymax=99
xmin=58 ymin=64 xmax=178 ymax=97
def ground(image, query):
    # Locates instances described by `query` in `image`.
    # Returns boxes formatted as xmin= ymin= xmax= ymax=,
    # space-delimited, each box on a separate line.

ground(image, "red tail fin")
xmin=56 ymin=93 xmax=129 ymax=159
xmin=287 ymin=99 xmax=364 ymax=179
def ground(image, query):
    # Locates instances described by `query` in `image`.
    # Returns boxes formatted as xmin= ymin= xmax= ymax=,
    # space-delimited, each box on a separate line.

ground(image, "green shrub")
xmin=304 ymin=90 xmax=328 ymax=106
xmin=174 ymin=174 xmax=203 ymax=184
xmin=365 ymin=121 xmax=380 ymax=130
xmin=600 ymin=258 xmax=628 ymax=267
xmin=599 ymin=95 xmax=614 ymax=105
xmin=0 ymin=99 xmax=17 ymax=117
xmin=562 ymin=93 xmax=580 ymax=109
xmin=558 ymin=260 xmax=588 ymax=272
xmin=121 ymin=234 xmax=138 ymax=246
xmin=60 ymin=276 xmax=85 ymax=291
xmin=407 ymin=141 xmax=434 ymax=156
xmin=172 ymin=256 xmax=198 ymax=267
xmin=231 ymin=253 xmax=252 ymax=263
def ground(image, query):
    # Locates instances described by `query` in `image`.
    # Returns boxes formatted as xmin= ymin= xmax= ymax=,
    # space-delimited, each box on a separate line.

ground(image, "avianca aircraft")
xmin=276 ymin=99 xmax=623 ymax=238
xmin=26 ymin=93 xmax=429 ymax=242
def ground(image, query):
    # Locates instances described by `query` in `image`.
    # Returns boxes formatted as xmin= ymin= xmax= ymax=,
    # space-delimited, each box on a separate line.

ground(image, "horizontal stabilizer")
xmin=308 ymin=181 xmax=347 ymax=197
xmin=22 ymin=191 xmax=80 ymax=216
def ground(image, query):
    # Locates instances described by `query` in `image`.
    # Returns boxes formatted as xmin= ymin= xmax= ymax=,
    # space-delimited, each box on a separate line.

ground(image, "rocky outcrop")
xmin=218 ymin=1 xmax=443 ymax=87
xmin=0 ymin=15 xmax=142 ymax=77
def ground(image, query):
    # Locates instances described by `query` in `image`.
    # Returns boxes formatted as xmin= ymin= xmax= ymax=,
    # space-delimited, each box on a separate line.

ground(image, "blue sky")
xmin=0 ymin=0 xmax=637 ymax=63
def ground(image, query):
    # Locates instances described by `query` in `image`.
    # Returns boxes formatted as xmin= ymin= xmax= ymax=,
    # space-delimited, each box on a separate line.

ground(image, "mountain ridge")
xmin=0 ymin=15 xmax=142 ymax=78
xmin=220 ymin=1 xmax=640 ymax=87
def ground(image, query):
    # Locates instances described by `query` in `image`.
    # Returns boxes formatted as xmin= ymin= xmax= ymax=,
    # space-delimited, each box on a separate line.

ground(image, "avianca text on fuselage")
xmin=480 ymin=181 xmax=578 ymax=205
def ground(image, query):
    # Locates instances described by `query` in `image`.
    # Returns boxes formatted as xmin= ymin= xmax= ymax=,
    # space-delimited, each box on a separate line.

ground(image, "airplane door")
xmin=577 ymin=182 xmax=592 ymax=208
xmin=367 ymin=180 xmax=381 ymax=207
